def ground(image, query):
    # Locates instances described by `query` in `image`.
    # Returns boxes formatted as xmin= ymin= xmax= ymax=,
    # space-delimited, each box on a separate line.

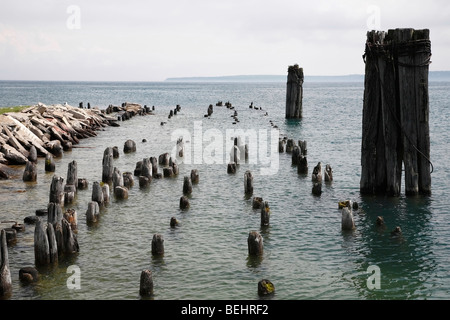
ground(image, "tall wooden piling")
xmin=361 ymin=28 xmax=432 ymax=196
xmin=285 ymin=64 xmax=304 ymax=119
xmin=0 ymin=229 xmax=12 ymax=298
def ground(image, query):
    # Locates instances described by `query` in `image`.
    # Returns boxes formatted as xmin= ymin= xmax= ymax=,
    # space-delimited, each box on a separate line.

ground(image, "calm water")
xmin=0 ymin=80 xmax=449 ymax=300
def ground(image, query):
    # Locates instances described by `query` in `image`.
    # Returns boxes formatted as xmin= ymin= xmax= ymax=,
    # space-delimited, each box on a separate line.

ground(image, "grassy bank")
xmin=0 ymin=105 xmax=30 ymax=115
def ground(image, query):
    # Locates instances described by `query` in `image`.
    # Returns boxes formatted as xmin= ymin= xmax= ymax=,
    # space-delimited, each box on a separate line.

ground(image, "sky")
xmin=0 ymin=0 xmax=449 ymax=81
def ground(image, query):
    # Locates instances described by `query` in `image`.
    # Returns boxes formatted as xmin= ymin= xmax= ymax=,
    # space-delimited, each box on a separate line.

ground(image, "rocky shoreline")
xmin=0 ymin=102 xmax=152 ymax=178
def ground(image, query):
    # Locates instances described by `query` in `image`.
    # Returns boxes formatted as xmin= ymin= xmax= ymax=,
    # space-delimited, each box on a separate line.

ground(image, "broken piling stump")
xmin=139 ymin=269 xmax=154 ymax=297
xmin=248 ymin=231 xmax=263 ymax=256
xmin=151 ymin=234 xmax=164 ymax=256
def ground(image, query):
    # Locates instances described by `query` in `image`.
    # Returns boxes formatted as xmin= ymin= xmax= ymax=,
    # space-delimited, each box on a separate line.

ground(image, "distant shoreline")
xmin=165 ymin=71 xmax=450 ymax=83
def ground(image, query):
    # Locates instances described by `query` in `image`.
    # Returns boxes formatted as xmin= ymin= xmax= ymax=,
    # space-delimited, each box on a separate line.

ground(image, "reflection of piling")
xmin=361 ymin=28 xmax=432 ymax=196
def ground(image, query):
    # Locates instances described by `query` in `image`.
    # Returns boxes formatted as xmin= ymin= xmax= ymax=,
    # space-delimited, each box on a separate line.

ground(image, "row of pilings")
xmin=0 ymin=102 xmax=154 ymax=298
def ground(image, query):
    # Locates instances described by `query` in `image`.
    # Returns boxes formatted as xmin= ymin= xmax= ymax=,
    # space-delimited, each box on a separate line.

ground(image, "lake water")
xmin=1 ymin=80 xmax=449 ymax=300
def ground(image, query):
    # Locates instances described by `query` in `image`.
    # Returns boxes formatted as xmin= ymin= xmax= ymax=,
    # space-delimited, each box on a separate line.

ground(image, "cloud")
xmin=0 ymin=0 xmax=449 ymax=80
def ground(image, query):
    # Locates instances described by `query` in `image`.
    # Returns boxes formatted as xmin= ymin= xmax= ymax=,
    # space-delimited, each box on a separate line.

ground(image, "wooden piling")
xmin=248 ymin=231 xmax=263 ymax=256
xmin=0 ymin=229 xmax=12 ymax=298
xmin=66 ymin=160 xmax=78 ymax=192
xmin=244 ymin=170 xmax=253 ymax=195
xmin=92 ymin=181 xmax=104 ymax=206
xmin=45 ymin=153 xmax=55 ymax=172
xmin=341 ymin=207 xmax=355 ymax=231
xmin=285 ymin=64 xmax=304 ymax=119
xmin=258 ymin=279 xmax=275 ymax=296
xmin=151 ymin=234 xmax=164 ymax=256
xmin=123 ymin=139 xmax=136 ymax=153
xmin=23 ymin=160 xmax=37 ymax=182
xmin=139 ymin=269 xmax=154 ymax=297
xmin=49 ymin=175 xmax=65 ymax=205
xmin=183 ymin=176 xmax=192 ymax=195
xmin=86 ymin=201 xmax=100 ymax=224
xmin=361 ymin=28 xmax=432 ymax=196
xmin=261 ymin=201 xmax=270 ymax=226
xmin=102 ymin=147 xmax=114 ymax=184
xmin=190 ymin=169 xmax=199 ymax=184
xmin=180 ymin=196 xmax=190 ymax=210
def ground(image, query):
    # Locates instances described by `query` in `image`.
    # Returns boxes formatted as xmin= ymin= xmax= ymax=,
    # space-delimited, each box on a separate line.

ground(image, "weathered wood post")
xmin=86 ymin=201 xmax=100 ymax=224
xmin=258 ymin=279 xmax=275 ymax=297
xmin=123 ymin=139 xmax=136 ymax=153
xmin=45 ymin=153 xmax=55 ymax=172
xmin=102 ymin=147 xmax=114 ymax=184
xmin=151 ymin=234 xmax=164 ymax=256
xmin=180 ymin=196 xmax=190 ymax=210
xmin=324 ymin=164 xmax=333 ymax=182
xmin=139 ymin=269 xmax=154 ymax=297
xmin=285 ymin=64 xmax=304 ymax=119
xmin=183 ymin=176 xmax=192 ymax=195
xmin=123 ymin=172 xmax=134 ymax=188
xmin=244 ymin=170 xmax=253 ymax=195
xmin=261 ymin=201 xmax=270 ymax=226
xmin=23 ymin=160 xmax=37 ymax=182
xmin=190 ymin=169 xmax=199 ymax=184
xmin=248 ymin=231 xmax=263 ymax=256
xmin=341 ymin=207 xmax=355 ymax=231
xmin=92 ymin=181 xmax=104 ymax=206
xmin=66 ymin=160 xmax=78 ymax=192
xmin=49 ymin=175 xmax=65 ymax=205
xmin=361 ymin=28 xmax=432 ymax=196
xmin=0 ymin=229 xmax=12 ymax=298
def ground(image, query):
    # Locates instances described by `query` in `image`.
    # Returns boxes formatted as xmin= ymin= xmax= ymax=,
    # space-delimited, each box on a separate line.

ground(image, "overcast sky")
xmin=0 ymin=0 xmax=449 ymax=81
